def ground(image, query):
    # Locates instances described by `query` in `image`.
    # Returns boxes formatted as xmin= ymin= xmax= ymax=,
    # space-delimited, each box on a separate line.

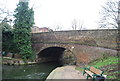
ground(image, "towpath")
xmin=46 ymin=65 xmax=88 ymax=81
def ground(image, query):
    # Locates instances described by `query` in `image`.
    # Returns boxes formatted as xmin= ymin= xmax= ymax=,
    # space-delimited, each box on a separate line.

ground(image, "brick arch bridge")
xmin=32 ymin=30 xmax=117 ymax=65
xmin=35 ymin=43 xmax=74 ymax=55
xmin=32 ymin=43 xmax=78 ymax=65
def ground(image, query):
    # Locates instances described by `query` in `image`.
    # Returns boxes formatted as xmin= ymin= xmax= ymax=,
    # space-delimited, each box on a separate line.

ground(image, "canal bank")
xmin=46 ymin=65 xmax=86 ymax=80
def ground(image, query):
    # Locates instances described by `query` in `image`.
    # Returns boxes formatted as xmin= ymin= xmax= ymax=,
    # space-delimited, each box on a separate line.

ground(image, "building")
xmin=31 ymin=26 xmax=53 ymax=33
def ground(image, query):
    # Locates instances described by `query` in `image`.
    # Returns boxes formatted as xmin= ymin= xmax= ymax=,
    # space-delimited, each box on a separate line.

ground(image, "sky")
xmin=0 ymin=0 xmax=107 ymax=30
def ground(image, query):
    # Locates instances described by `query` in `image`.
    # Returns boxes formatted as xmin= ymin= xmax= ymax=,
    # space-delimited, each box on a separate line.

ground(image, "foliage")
xmin=1 ymin=21 xmax=15 ymax=53
xmin=2 ymin=31 xmax=15 ymax=53
xmin=0 ymin=22 xmax=12 ymax=32
xmin=91 ymin=56 xmax=118 ymax=68
xmin=13 ymin=1 xmax=34 ymax=60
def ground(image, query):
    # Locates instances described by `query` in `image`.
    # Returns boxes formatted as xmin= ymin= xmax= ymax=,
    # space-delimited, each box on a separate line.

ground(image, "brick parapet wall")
xmin=32 ymin=29 xmax=117 ymax=49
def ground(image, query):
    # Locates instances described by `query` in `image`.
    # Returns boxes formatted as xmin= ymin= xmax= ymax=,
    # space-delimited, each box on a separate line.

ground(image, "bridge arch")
xmin=37 ymin=46 xmax=76 ymax=65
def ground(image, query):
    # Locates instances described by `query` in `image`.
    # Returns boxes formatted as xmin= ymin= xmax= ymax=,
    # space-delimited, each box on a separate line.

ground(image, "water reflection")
xmin=2 ymin=61 xmax=62 ymax=80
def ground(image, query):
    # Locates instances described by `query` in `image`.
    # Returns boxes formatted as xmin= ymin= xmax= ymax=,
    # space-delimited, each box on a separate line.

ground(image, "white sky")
xmin=0 ymin=0 xmax=107 ymax=30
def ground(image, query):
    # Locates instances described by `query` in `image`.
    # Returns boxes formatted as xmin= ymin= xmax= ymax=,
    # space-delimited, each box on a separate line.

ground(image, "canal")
xmin=2 ymin=61 xmax=62 ymax=80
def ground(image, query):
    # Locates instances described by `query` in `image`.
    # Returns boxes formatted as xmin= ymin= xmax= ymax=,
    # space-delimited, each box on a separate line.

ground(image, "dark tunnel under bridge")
xmin=37 ymin=46 xmax=77 ymax=65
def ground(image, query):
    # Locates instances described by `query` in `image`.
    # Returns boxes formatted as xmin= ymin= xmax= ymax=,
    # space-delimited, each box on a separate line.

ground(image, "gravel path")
xmin=46 ymin=65 xmax=86 ymax=80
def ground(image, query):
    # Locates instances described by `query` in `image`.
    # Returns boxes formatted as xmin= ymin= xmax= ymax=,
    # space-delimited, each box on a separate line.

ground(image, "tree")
xmin=117 ymin=1 xmax=120 ymax=59
xmin=99 ymin=0 xmax=120 ymax=58
xmin=54 ymin=25 xmax=62 ymax=31
xmin=0 ymin=0 xmax=13 ymax=53
xmin=1 ymin=21 xmax=15 ymax=54
xmin=72 ymin=19 xmax=77 ymax=30
xmin=13 ymin=1 xmax=34 ymax=60
xmin=71 ymin=19 xmax=85 ymax=30
xmin=0 ymin=21 xmax=12 ymax=32
xmin=99 ymin=0 xmax=119 ymax=28
xmin=0 ymin=0 xmax=13 ymax=23
xmin=0 ymin=21 xmax=12 ymax=53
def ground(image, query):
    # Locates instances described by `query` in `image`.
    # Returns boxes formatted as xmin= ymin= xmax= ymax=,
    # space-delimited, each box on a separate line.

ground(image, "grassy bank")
xmin=76 ymin=56 xmax=119 ymax=79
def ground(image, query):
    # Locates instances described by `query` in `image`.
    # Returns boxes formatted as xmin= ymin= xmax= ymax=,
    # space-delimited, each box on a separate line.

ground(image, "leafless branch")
xmin=99 ymin=0 xmax=119 ymax=29
xmin=71 ymin=19 xmax=85 ymax=30
xmin=54 ymin=25 xmax=62 ymax=31
xmin=0 ymin=7 xmax=13 ymax=23
xmin=72 ymin=19 xmax=77 ymax=30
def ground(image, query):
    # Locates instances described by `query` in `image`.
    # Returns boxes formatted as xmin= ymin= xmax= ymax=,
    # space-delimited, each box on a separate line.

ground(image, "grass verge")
xmin=76 ymin=56 xmax=119 ymax=79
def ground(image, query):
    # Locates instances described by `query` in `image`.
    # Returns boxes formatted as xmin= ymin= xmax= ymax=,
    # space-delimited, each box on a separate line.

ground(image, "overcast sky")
xmin=0 ymin=0 xmax=107 ymax=30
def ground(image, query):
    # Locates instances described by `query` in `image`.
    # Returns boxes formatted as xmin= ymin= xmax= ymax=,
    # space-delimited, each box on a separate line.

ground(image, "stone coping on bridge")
xmin=32 ymin=29 xmax=117 ymax=34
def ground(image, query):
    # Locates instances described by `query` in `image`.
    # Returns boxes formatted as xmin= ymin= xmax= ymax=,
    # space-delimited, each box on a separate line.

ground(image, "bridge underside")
xmin=37 ymin=47 xmax=65 ymax=63
xmin=37 ymin=46 xmax=76 ymax=65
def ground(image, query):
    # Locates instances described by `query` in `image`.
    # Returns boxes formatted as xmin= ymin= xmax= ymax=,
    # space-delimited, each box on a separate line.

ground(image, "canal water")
xmin=2 ymin=61 xmax=62 ymax=80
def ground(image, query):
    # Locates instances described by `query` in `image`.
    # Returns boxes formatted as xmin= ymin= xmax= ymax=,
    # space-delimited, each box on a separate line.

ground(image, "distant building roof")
xmin=31 ymin=26 xmax=53 ymax=33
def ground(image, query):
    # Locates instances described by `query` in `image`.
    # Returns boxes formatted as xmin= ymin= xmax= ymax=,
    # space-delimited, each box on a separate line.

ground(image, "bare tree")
xmin=78 ymin=20 xmax=85 ymax=30
xmin=118 ymin=1 xmax=120 ymax=29
xmin=71 ymin=19 xmax=77 ymax=30
xmin=71 ymin=19 xmax=85 ymax=30
xmin=0 ymin=8 xmax=13 ymax=23
xmin=117 ymin=1 xmax=120 ymax=58
xmin=99 ymin=0 xmax=119 ymax=29
xmin=0 ymin=0 xmax=13 ymax=23
xmin=54 ymin=25 xmax=62 ymax=31
xmin=99 ymin=0 xmax=120 ymax=59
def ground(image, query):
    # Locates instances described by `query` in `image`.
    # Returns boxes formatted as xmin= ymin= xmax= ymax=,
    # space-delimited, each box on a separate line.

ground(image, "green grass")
xmin=75 ymin=66 xmax=83 ymax=72
xmin=107 ymin=75 xmax=117 ymax=79
xmin=90 ymin=56 xmax=119 ymax=79
xmin=75 ymin=56 xmax=119 ymax=79
xmin=107 ymin=71 xmax=119 ymax=74
xmin=76 ymin=56 xmax=118 ymax=70
xmin=90 ymin=56 xmax=118 ymax=68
